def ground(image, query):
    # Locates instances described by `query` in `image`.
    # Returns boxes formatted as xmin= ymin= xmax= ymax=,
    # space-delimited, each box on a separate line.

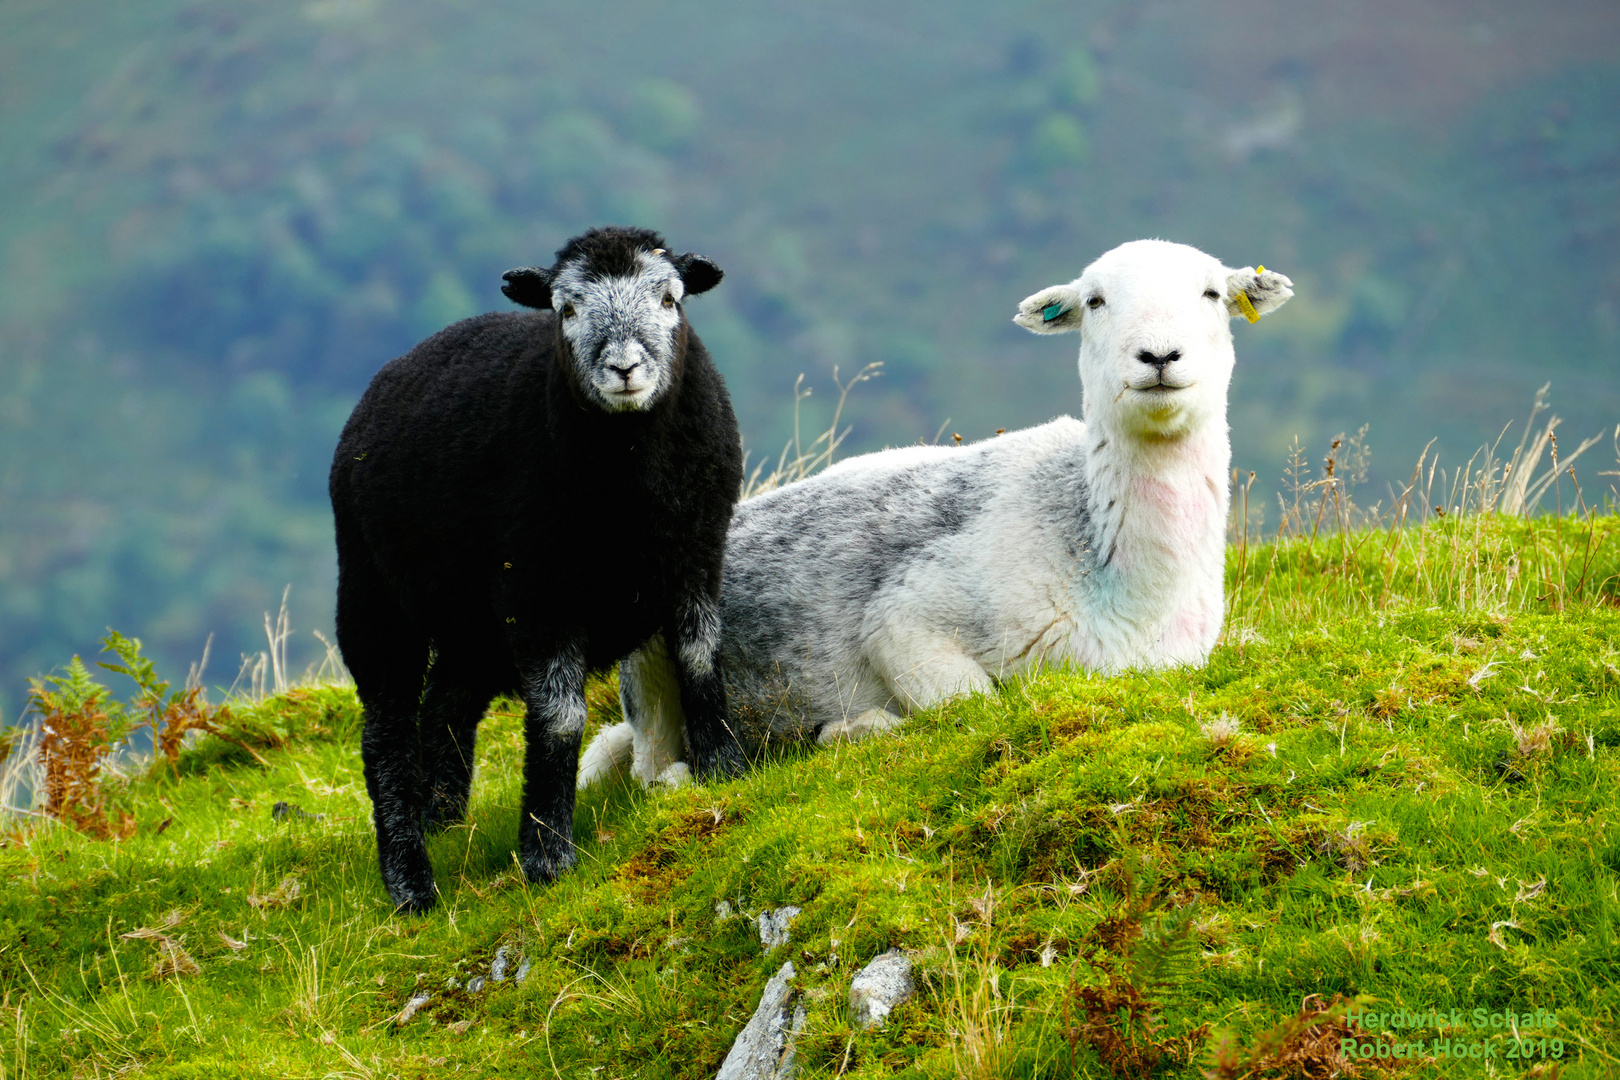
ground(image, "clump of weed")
xmin=17 ymin=632 xmax=282 ymax=836
xmin=1308 ymin=820 xmax=1381 ymax=876
xmin=935 ymin=881 xmax=1021 ymax=1080
xmin=740 ymin=363 xmax=882 ymax=498
xmin=942 ymin=936 xmax=1017 ymax=1080
xmin=1063 ymin=851 xmax=1209 ymax=1077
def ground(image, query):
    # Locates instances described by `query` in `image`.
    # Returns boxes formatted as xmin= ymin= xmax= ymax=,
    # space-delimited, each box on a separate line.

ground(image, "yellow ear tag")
xmin=1234 ymin=290 xmax=1260 ymax=323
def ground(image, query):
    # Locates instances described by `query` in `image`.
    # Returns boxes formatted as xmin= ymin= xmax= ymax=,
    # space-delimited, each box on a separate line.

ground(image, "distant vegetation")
xmin=1 ymin=0 xmax=1617 ymax=715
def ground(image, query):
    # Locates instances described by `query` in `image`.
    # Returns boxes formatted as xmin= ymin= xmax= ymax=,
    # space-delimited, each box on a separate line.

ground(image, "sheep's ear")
xmin=672 ymin=253 xmax=723 ymax=295
xmin=1013 ymin=284 xmax=1085 ymax=334
xmin=1224 ymin=266 xmax=1293 ymax=323
xmin=501 ymin=267 xmax=554 ymax=309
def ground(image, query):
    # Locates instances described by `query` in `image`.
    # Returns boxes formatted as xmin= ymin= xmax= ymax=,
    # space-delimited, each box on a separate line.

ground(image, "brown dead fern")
xmin=27 ymin=657 xmax=133 ymax=838
xmin=1201 ymin=993 xmax=1406 ymax=1079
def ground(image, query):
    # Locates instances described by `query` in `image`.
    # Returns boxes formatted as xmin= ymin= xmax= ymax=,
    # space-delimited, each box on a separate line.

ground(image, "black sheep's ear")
xmin=501 ymin=267 xmax=554 ymax=309
xmin=672 ymin=253 xmax=723 ymax=295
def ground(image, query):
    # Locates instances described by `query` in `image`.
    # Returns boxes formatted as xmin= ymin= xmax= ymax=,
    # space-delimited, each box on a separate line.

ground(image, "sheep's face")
xmin=501 ymin=229 xmax=723 ymax=412
xmin=1013 ymin=240 xmax=1292 ymax=440
xmin=548 ymin=252 xmax=691 ymax=411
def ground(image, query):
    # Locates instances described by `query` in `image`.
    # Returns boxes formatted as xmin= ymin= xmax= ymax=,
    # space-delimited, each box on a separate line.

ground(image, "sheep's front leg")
xmin=869 ymin=623 xmax=994 ymax=713
xmin=817 ymin=707 xmax=906 ymax=745
xmin=673 ymin=598 xmax=746 ymax=780
xmin=517 ymin=643 xmax=587 ymax=883
xmin=621 ymin=635 xmax=689 ymax=786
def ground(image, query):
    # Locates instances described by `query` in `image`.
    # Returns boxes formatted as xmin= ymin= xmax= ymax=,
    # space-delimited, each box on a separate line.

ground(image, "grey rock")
xmin=756 ymin=906 xmax=801 ymax=952
xmin=778 ymin=1004 xmax=807 ymax=1076
xmin=848 ymin=950 xmax=915 ymax=1029
xmin=490 ymin=946 xmax=511 ymax=982
xmin=716 ymin=961 xmax=805 ymax=1080
xmin=466 ymin=975 xmax=486 ymax=993
xmin=515 ymin=957 xmax=531 ymax=983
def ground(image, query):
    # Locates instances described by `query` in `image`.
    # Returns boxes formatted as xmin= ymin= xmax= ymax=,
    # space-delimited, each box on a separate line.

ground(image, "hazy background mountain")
xmin=3 ymin=0 xmax=1618 ymax=718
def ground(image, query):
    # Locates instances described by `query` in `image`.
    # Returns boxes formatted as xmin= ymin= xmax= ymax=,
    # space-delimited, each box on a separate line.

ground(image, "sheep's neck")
xmin=1077 ymin=425 xmax=1229 ymax=668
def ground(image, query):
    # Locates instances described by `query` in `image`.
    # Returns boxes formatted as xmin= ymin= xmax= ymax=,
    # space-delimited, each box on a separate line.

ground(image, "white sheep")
xmin=579 ymin=239 xmax=1292 ymax=786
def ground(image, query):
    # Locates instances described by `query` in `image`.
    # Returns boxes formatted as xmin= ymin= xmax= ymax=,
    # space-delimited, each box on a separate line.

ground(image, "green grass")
xmin=3 ymin=514 xmax=1619 ymax=1079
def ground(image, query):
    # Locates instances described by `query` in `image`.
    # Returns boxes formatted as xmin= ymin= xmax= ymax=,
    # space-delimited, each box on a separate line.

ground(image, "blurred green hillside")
xmin=2 ymin=0 xmax=1618 ymax=716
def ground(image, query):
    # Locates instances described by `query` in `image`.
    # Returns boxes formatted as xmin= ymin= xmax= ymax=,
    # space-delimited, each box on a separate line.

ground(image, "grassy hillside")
xmin=3 ymin=492 xmax=1618 ymax=1078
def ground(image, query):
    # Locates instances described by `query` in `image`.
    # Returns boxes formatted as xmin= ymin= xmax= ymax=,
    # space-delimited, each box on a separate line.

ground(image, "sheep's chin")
xmin=595 ymin=385 xmax=659 ymax=412
xmin=1116 ymin=393 xmax=1202 ymax=439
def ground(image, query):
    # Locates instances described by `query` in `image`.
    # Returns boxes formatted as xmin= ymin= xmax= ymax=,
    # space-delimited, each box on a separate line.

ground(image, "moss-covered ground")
xmin=3 ymin=513 xmax=1619 ymax=1078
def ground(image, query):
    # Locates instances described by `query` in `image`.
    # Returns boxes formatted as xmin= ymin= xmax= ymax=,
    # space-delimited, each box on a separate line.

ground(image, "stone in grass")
xmin=757 ymin=906 xmax=801 ymax=952
xmin=848 ymin=950 xmax=914 ymax=1029
xmin=490 ymin=945 xmax=512 ymax=982
xmin=270 ymin=801 xmax=321 ymax=823
xmin=467 ymin=975 xmax=486 ymax=993
xmin=716 ymin=961 xmax=806 ymax=1080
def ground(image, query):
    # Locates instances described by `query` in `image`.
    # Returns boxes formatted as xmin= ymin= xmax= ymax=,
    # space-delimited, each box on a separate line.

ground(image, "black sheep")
xmin=330 ymin=226 xmax=746 ymax=912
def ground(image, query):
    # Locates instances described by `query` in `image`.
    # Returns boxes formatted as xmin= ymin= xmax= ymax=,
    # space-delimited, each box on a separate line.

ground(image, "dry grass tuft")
xmin=942 ymin=932 xmax=1016 ymax=1079
xmin=740 ymin=363 xmax=882 ymax=499
xmin=1504 ymin=713 xmax=1563 ymax=760
xmin=1199 ymin=713 xmax=1243 ymax=751
xmin=247 ymin=875 xmax=304 ymax=913
xmin=120 ymin=911 xmax=202 ymax=979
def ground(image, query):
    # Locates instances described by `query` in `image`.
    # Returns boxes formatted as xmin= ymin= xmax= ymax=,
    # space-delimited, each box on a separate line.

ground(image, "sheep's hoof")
xmin=384 ymin=867 xmax=440 ymax=914
xmin=652 ymin=762 xmax=691 ymax=788
xmin=389 ymin=885 xmax=439 ymax=914
xmin=691 ymin=741 xmax=747 ymax=781
xmin=519 ymin=844 xmax=577 ymax=884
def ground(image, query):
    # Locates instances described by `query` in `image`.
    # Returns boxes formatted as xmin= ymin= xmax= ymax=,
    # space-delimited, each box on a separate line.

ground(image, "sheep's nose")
xmin=606 ymin=361 xmax=639 ymax=380
xmin=1136 ymin=349 xmax=1181 ymax=368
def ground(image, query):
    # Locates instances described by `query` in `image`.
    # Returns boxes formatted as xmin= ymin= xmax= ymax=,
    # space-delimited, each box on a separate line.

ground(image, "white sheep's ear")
xmin=1013 ymin=284 xmax=1085 ymax=334
xmin=1224 ymin=266 xmax=1294 ymax=323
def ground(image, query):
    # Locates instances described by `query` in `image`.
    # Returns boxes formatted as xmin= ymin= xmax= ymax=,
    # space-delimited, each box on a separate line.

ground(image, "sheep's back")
xmin=331 ymin=311 xmax=552 ymax=630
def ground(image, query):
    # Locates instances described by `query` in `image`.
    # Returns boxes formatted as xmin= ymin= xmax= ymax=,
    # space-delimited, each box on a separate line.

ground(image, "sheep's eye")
xmin=1086 ymin=296 xmax=1104 ymax=309
xmin=1203 ymin=288 xmax=1220 ymax=300
xmin=662 ymin=293 xmax=676 ymax=308
xmin=560 ymin=303 xmax=576 ymax=318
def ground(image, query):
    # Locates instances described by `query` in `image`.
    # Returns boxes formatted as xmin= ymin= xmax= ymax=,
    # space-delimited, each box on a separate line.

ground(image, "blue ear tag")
xmin=1042 ymin=303 xmax=1064 ymax=322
